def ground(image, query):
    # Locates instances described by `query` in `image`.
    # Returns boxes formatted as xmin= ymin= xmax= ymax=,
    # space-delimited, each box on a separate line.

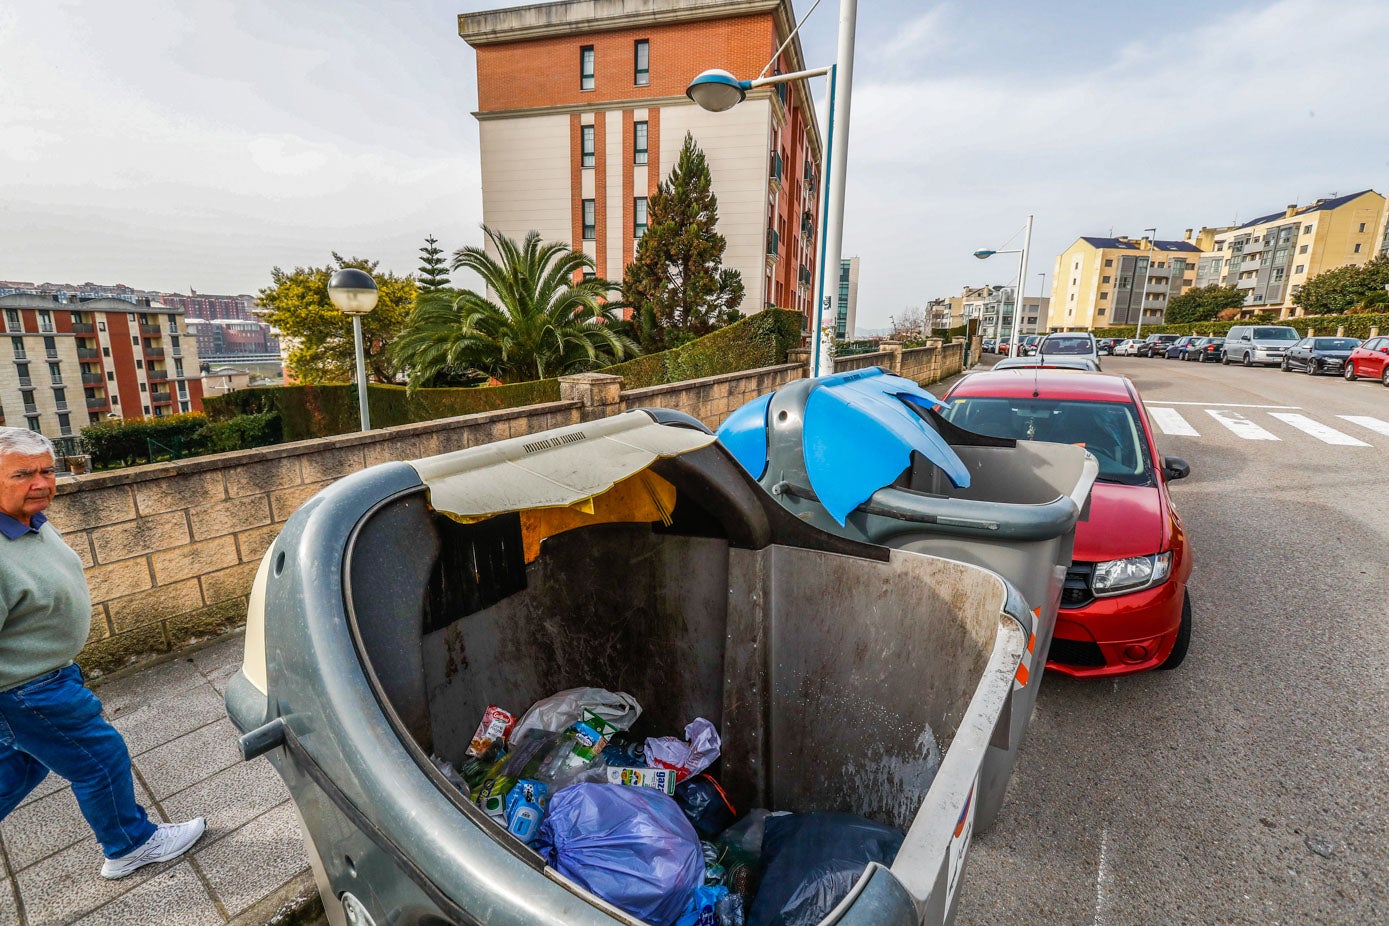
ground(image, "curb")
xmin=227 ymin=871 xmax=324 ymax=926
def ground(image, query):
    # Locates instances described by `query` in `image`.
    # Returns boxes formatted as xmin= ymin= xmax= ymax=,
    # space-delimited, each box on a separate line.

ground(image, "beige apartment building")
xmin=459 ymin=0 xmax=824 ymax=323
xmin=1197 ymin=189 xmax=1385 ymax=317
xmin=946 ymin=285 xmax=1048 ymax=338
xmin=1048 ymin=236 xmax=1201 ymax=330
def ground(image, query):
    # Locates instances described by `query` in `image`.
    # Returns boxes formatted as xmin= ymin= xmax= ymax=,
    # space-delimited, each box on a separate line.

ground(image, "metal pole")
xmin=812 ymin=0 xmax=856 ymax=377
xmin=809 ymin=64 xmax=837 ymax=378
xmin=1012 ymin=213 xmax=1033 ymax=354
xmin=352 ymin=315 xmax=371 ymax=431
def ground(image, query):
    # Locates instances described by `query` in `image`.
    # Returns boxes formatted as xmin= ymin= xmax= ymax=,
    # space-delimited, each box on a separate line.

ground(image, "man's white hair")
xmin=0 ymin=427 xmax=56 ymax=460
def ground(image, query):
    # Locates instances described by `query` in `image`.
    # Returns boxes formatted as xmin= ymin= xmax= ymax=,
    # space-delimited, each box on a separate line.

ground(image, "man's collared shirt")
xmin=0 ymin=511 xmax=47 ymax=540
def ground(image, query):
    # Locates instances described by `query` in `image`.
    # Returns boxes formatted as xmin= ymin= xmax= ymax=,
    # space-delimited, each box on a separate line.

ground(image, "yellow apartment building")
xmin=1047 ymin=236 xmax=1202 ymax=330
xmin=1198 ymin=189 xmax=1385 ymax=317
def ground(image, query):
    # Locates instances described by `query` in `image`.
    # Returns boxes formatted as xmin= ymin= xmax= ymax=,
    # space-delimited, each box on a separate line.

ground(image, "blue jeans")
xmin=0 ymin=663 xmax=156 ymax=859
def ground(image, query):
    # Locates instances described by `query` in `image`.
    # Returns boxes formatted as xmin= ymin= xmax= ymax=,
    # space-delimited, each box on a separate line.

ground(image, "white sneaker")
xmin=100 ymin=818 xmax=207 ymax=879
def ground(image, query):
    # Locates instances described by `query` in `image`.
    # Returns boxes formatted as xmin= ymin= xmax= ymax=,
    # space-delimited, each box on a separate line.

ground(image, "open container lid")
xmin=410 ymin=411 xmax=716 ymax=520
xmin=718 ymin=368 xmax=971 ymax=524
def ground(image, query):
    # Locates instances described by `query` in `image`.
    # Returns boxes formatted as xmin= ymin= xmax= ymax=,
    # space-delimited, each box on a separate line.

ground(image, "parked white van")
xmin=1222 ymin=325 xmax=1299 ymax=366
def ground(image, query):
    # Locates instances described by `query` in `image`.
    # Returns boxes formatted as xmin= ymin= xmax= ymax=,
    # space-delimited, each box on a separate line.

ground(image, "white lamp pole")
xmin=687 ymin=0 xmax=857 ymax=378
xmin=972 ymin=213 xmax=1033 ymax=355
xmin=327 ymin=268 xmax=379 ymax=432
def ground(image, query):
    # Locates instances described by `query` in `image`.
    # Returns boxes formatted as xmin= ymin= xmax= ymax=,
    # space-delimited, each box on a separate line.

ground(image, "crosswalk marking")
xmin=1269 ymin=413 xmax=1370 ymax=446
xmin=1206 ymin=409 xmax=1279 ymax=441
xmin=1339 ymin=415 xmax=1389 ymax=437
xmin=1149 ymin=407 xmax=1200 ymax=436
xmin=1146 ymin=401 xmax=1300 ymax=410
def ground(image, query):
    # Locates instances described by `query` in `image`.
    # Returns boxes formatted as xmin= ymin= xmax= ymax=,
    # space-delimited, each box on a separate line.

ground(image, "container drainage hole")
xmin=344 ymin=855 xmax=356 ymax=877
xmin=777 ymin=410 xmax=788 ymax=422
xmin=274 ymin=551 xmax=286 ymax=575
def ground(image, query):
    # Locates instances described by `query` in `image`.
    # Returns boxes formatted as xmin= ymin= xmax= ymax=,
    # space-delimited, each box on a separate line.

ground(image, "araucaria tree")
xmin=257 ymin=254 xmax=415 ymax=384
xmin=391 ymin=226 xmax=638 ymax=386
xmin=417 ymin=235 xmax=452 ymax=292
xmin=623 ymin=132 xmax=744 ymax=350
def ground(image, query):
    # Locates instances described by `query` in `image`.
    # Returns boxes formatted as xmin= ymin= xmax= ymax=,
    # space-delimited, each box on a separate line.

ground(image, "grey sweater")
xmin=0 ymin=521 xmax=92 ymax=691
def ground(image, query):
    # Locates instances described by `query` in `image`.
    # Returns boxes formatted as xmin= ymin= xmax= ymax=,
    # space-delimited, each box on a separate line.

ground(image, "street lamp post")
xmin=327 ymin=268 xmax=379 ymax=432
xmin=686 ymin=0 xmax=857 ymax=378
xmin=1036 ymin=272 xmax=1046 ymax=332
xmin=973 ymin=213 xmax=1033 ymax=356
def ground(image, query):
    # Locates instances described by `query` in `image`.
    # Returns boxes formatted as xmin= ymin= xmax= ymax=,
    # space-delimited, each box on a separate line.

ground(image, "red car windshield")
xmin=944 ymin=396 xmax=1154 ymax=485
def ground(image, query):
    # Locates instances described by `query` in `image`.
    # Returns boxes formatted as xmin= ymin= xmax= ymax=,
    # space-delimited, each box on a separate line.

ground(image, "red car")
xmin=1343 ymin=335 xmax=1389 ymax=385
xmin=941 ymin=369 xmax=1193 ymax=677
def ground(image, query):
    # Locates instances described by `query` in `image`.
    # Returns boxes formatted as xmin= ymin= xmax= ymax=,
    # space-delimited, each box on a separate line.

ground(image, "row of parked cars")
xmin=1098 ymin=326 xmax=1389 ymax=384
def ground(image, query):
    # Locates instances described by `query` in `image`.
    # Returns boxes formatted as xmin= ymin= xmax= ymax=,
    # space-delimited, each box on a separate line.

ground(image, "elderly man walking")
xmin=0 ymin=427 xmax=205 ymax=878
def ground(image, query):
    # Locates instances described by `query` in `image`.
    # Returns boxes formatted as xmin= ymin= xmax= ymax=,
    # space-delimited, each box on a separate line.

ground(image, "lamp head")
xmin=686 ymin=69 xmax=749 ymax=112
xmin=327 ymin=268 xmax=379 ymax=316
xmin=973 ymin=249 xmax=997 ymax=260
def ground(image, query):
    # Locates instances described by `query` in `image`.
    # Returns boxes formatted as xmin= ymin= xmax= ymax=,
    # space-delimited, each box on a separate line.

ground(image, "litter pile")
xmin=431 ymin=688 xmax=907 ymax=926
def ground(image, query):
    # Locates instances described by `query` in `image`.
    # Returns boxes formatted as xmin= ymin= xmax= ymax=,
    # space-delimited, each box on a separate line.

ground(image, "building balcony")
xmin=798 ymin=265 xmax=813 ymax=287
xmin=81 ymin=372 xmax=104 ymax=386
xmin=145 ymin=348 xmax=166 ymax=359
xmin=17 ymin=377 xmax=32 ymax=388
xmin=71 ymin=323 xmax=95 ymax=334
xmin=140 ymin=324 xmax=162 ymax=336
xmin=766 ymin=228 xmax=780 ymax=259
xmin=50 ymin=376 xmax=64 ymax=386
xmin=22 ymin=404 xmax=37 ymax=416
xmin=769 ymin=151 xmax=783 ymax=189
xmin=45 ymin=350 xmax=58 ymax=360
xmin=86 ymin=395 xmax=108 ymax=411
xmin=151 ymin=391 xmax=173 ymax=404
xmin=54 ymin=401 xmax=68 ymax=413
xmin=38 ymin=325 xmax=55 ymax=334
xmin=148 ymin=371 xmax=170 ymax=384
xmin=77 ymin=349 xmax=98 ymax=360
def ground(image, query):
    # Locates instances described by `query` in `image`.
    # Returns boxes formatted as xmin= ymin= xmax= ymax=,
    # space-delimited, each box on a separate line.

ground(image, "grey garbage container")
xmin=716 ymin=368 xmax=1098 ymax=832
xmin=226 ymin=409 xmax=1038 ymax=926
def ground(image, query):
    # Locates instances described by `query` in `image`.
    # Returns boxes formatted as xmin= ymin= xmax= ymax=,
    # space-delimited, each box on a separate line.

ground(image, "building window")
xmin=1354 ymin=243 xmax=1362 ymax=253
xmin=1097 ymin=308 xmax=1106 ymax=316
xmin=102 ymin=346 xmax=110 ymax=357
xmin=139 ymin=382 xmax=147 ymax=392
xmin=582 ymin=199 xmax=596 ymax=239
xmin=53 ymin=387 xmax=66 ymax=406
xmin=1104 ymin=259 xmax=1113 ymax=267
xmin=634 ymin=40 xmax=649 ymax=86
xmin=581 ymin=125 xmax=595 ymax=168
xmin=48 ymin=362 xmax=61 ymax=382
xmin=107 ymin=371 xmax=115 ymax=381
xmin=1101 ymin=276 xmax=1111 ymax=284
xmin=1359 ymin=223 xmax=1367 ymax=233
xmin=1295 ymin=264 xmax=1305 ymax=274
xmin=1099 ymin=292 xmax=1109 ymax=299
xmin=98 ymin=320 xmax=106 ymax=332
xmin=135 ymin=359 xmax=143 ymax=370
xmin=581 ymin=270 xmax=596 ymax=282
xmin=1299 ymin=244 xmax=1308 ymax=254
xmin=580 ymin=46 xmax=595 ymax=91
xmin=4 ymin=309 xmax=19 ymax=332
xmin=1303 ymin=224 xmax=1312 ymax=234
xmin=634 ymin=121 xmax=648 ymax=165
xmin=634 ymin=197 xmax=648 ymax=237
xmin=38 ymin=311 xmax=53 ymax=333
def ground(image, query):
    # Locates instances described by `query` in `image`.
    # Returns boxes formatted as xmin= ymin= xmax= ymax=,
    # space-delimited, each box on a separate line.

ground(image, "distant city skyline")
xmin=3 ymin=0 xmax=1387 ymax=330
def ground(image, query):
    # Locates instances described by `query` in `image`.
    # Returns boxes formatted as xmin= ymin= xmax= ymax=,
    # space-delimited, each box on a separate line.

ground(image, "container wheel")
xmin=1158 ymin=592 xmax=1192 ymax=670
xmin=1344 ymin=363 xmax=1357 ymax=382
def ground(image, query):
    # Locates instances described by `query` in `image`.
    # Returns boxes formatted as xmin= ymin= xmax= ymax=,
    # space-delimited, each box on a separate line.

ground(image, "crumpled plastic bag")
xmin=536 ymin=783 xmax=704 ymax=926
xmin=746 ymin=813 xmax=904 ymax=926
xmin=513 ymin=688 xmax=642 ymax=741
xmin=676 ymin=884 xmax=730 ymax=926
xmin=645 ymin=718 xmax=721 ymax=783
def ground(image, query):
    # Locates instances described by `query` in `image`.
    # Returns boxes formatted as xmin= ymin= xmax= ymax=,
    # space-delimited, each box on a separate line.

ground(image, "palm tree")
xmin=393 ymin=227 xmax=639 ymax=386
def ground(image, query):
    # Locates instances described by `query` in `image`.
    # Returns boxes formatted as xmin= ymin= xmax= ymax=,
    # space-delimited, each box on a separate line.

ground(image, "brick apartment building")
xmin=156 ymin=290 xmax=258 ymax=322
xmin=186 ymin=318 xmax=280 ymax=364
xmin=0 ymin=293 xmax=203 ymax=441
xmin=459 ymin=0 xmax=824 ymax=325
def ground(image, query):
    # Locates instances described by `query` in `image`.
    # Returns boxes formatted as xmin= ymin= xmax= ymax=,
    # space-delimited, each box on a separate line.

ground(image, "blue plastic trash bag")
xmin=675 ymin=884 xmax=729 ymax=926
xmin=746 ymin=813 xmax=904 ymax=926
xmin=536 ymin=783 xmax=704 ymax=926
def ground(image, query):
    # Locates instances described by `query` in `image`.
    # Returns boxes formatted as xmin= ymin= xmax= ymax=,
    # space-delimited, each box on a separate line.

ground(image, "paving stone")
xmin=1 ymin=777 xmax=159 ymax=871
xmin=67 ymin=862 xmax=222 ymax=926
xmin=196 ymin=801 xmax=308 ymax=916
xmin=187 ymin=635 xmax=244 ymax=676
xmin=110 ymin=683 xmax=226 ymax=758
xmin=94 ymin=656 xmax=207 ymax=719
xmin=136 ymin=718 xmax=243 ymax=800
xmin=162 ymin=756 xmax=288 ymax=841
xmin=0 ymin=878 xmax=17 ymax=926
xmin=13 ymin=836 xmax=163 ymax=926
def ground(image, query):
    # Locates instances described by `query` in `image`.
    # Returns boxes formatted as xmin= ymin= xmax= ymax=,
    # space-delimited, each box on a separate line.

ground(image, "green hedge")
xmin=204 ymin=379 xmax=562 ymax=442
xmin=1093 ymin=312 xmax=1389 ymax=340
xmin=81 ymin=412 xmax=282 ymax=468
xmin=603 ymin=308 xmax=803 ymax=388
xmin=203 ymin=309 xmax=803 ymax=441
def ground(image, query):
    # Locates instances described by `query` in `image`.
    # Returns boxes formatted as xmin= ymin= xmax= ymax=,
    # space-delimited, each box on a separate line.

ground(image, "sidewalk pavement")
xmin=1 ymin=632 xmax=322 ymax=926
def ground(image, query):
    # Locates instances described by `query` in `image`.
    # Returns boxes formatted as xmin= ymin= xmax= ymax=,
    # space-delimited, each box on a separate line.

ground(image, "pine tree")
xmin=417 ymin=235 xmax=451 ymax=292
xmin=623 ymin=132 xmax=744 ymax=350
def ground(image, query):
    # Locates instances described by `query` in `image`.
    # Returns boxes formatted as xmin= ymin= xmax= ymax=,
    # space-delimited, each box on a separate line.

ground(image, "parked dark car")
xmin=1184 ymin=337 xmax=1226 ymax=363
xmin=982 ymin=337 xmax=997 ymax=353
xmin=1164 ymin=336 xmax=1199 ymax=360
xmin=1282 ymin=337 xmax=1361 ymax=375
xmin=1096 ymin=337 xmax=1123 ymax=355
xmin=1136 ymin=334 xmax=1180 ymax=357
xmin=1343 ymin=336 xmax=1389 ymax=385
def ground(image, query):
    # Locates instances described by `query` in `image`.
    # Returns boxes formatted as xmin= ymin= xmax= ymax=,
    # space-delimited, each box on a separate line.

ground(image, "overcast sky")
xmin=2 ymin=0 xmax=1387 ymax=331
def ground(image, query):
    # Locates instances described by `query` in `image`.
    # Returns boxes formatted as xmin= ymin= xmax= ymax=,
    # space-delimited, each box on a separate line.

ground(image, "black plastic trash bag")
xmin=536 ymin=783 xmax=704 ymax=926
xmin=746 ymin=813 xmax=904 ymax=926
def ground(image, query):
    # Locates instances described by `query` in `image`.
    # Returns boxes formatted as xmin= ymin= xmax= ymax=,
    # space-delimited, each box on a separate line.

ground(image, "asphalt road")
xmin=954 ymin=354 xmax=1389 ymax=926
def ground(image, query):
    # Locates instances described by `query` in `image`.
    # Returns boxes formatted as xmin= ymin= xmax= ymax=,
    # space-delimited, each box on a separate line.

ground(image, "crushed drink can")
xmin=467 ymin=705 xmax=516 ymax=758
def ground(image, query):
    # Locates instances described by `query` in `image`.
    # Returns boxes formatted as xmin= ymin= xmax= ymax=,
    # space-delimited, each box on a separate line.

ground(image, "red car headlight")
xmin=1092 ymin=551 xmax=1172 ymax=597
